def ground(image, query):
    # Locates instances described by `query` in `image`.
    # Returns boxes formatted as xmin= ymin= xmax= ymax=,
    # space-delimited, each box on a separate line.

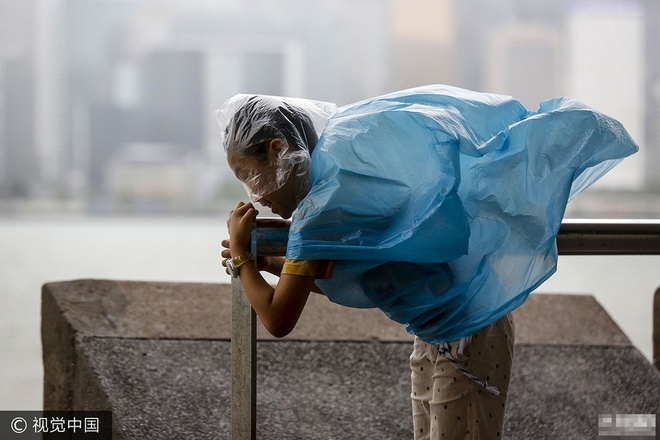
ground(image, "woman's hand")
xmin=227 ymin=202 xmax=259 ymax=257
xmin=221 ymin=202 xmax=291 ymax=276
xmin=222 ymin=201 xmax=273 ymax=275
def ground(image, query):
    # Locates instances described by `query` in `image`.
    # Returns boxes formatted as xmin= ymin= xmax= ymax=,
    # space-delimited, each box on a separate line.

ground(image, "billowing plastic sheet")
xmin=220 ymin=85 xmax=639 ymax=344
xmin=288 ymin=85 xmax=637 ymax=344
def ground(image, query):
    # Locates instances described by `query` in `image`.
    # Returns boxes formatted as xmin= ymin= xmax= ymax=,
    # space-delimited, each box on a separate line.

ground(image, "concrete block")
xmin=655 ymin=287 xmax=660 ymax=370
xmin=41 ymin=279 xmax=657 ymax=440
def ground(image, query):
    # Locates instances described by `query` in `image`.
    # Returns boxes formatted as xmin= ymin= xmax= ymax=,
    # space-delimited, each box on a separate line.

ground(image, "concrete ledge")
xmin=42 ymin=280 xmax=657 ymax=439
xmin=41 ymin=279 xmax=631 ymax=344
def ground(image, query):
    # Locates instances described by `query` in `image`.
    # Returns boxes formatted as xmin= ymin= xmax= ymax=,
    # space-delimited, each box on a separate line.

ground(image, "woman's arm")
xmin=222 ymin=202 xmax=318 ymax=337
xmin=232 ymin=260 xmax=316 ymax=338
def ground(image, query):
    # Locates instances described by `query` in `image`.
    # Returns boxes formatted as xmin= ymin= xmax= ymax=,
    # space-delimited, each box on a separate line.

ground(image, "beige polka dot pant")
xmin=410 ymin=313 xmax=515 ymax=439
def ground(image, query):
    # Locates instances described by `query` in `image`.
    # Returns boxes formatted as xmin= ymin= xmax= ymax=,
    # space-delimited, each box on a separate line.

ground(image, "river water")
xmin=0 ymin=216 xmax=657 ymax=410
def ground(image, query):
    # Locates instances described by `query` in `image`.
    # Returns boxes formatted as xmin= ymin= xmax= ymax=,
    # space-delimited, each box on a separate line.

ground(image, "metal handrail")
xmin=230 ymin=219 xmax=660 ymax=439
xmin=243 ymin=219 xmax=660 ymax=257
xmin=557 ymin=219 xmax=660 ymax=255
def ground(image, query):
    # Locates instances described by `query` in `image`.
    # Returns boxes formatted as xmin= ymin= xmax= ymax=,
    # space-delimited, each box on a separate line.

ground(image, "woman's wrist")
xmin=231 ymin=247 xmax=249 ymax=258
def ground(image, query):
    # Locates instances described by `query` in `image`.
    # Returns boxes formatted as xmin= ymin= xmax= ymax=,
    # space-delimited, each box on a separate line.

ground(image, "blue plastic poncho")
xmin=220 ymin=85 xmax=639 ymax=345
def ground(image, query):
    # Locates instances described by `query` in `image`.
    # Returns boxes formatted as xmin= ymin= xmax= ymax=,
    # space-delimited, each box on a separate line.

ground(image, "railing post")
xmin=231 ymin=224 xmax=289 ymax=439
xmin=231 ymin=276 xmax=257 ymax=439
xmin=654 ymin=287 xmax=660 ymax=370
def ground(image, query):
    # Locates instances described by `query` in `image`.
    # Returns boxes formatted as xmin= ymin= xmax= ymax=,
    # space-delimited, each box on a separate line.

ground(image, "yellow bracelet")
xmin=227 ymin=252 xmax=254 ymax=278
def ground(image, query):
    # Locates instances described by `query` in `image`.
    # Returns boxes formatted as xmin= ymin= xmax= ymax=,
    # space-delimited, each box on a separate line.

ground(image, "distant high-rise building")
xmin=567 ymin=0 xmax=645 ymax=189
xmin=0 ymin=0 xmax=39 ymax=197
xmin=645 ymin=0 xmax=660 ymax=189
xmin=486 ymin=24 xmax=563 ymax=109
xmin=389 ymin=0 xmax=457 ymax=91
xmin=0 ymin=0 xmax=62 ymax=199
xmin=454 ymin=0 xmax=568 ymax=103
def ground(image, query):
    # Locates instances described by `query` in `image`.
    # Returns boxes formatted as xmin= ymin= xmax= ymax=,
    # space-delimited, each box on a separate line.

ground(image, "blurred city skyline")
xmin=1 ymin=0 xmax=658 ymax=215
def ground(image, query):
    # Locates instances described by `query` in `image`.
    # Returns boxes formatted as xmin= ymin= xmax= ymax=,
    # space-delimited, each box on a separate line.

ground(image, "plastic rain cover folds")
xmin=224 ymin=85 xmax=639 ymax=345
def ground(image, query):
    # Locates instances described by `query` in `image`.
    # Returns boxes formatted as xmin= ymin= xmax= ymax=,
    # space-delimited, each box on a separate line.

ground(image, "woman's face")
xmin=227 ymin=139 xmax=306 ymax=219
xmin=257 ymin=170 xmax=305 ymax=219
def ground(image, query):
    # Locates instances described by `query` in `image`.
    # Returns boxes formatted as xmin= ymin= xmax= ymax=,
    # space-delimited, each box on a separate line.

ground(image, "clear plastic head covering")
xmin=215 ymin=94 xmax=336 ymax=204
